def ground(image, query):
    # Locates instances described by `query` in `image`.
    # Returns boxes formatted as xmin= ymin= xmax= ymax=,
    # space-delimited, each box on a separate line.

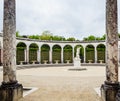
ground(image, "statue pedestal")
xmin=74 ymin=57 xmax=81 ymax=68
xmin=68 ymin=57 xmax=86 ymax=71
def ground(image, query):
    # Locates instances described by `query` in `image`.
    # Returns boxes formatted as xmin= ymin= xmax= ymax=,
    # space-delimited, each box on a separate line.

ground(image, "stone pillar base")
xmin=101 ymin=82 xmax=120 ymax=101
xmin=0 ymin=82 xmax=23 ymax=101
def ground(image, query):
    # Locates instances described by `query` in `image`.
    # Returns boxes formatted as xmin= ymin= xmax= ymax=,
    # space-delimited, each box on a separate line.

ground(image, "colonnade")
xmin=0 ymin=37 xmax=110 ymax=65
xmin=16 ymin=41 xmax=106 ymax=64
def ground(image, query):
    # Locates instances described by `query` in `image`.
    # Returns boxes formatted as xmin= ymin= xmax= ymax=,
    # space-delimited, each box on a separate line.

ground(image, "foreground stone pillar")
xmin=101 ymin=0 xmax=120 ymax=101
xmin=0 ymin=0 xmax=23 ymax=101
xmin=1 ymin=48 xmax=3 ymax=65
xmin=119 ymin=47 xmax=120 ymax=64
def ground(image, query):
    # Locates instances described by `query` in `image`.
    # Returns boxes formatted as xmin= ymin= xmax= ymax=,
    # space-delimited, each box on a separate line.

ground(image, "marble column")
xmin=101 ymin=0 xmax=120 ymax=101
xmin=119 ymin=47 xmax=120 ymax=64
xmin=37 ymin=48 xmax=40 ymax=63
xmin=0 ymin=0 xmax=23 ymax=101
xmin=95 ymin=46 xmax=97 ymax=63
xmin=49 ymin=46 xmax=52 ymax=64
xmin=39 ymin=47 xmax=41 ymax=63
xmin=24 ymin=49 xmax=27 ymax=62
xmin=1 ymin=48 xmax=3 ymax=65
xmin=72 ymin=47 xmax=74 ymax=63
xmin=84 ymin=47 xmax=86 ymax=63
xmin=61 ymin=47 xmax=64 ymax=63
xmin=26 ymin=46 xmax=29 ymax=63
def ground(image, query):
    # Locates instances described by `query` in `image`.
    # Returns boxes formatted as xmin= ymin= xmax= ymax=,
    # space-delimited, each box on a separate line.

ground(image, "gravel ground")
xmin=0 ymin=66 xmax=107 ymax=101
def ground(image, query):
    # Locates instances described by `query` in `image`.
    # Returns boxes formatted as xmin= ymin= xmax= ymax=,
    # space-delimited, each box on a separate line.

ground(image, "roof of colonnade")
xmin=16 ymin=37 xmax=106 ymax=48
xmin=0 ymin=35 xmax=106 ymax=48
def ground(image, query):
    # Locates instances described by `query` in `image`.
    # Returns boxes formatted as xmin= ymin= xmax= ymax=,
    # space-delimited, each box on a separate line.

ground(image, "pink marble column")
xmin=106 ymin=0 xmax=118 ymax=83
xmin=101 ymin=0 xmax=120 ymax=101
xmin=3 ymin=0 xmax=17 ymax=84
xmin=106 ymin=0 xmax=118 ymax=80
xmin=1 ymin=48 xmax=3 ymax=65
xmin=0 ymin=0 xmax=23 ymax=100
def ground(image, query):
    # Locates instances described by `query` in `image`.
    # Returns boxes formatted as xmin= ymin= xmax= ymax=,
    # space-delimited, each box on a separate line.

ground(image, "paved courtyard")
xmin=0 ymin=66 xmax=110 ymax=101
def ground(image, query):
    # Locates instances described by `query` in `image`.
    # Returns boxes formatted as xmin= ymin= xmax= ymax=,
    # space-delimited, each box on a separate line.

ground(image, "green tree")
xmin=16 ymin=31 xmax=20 ymax=37
xmin=29 ymin=35 xmax=40 ymax=39
xmin=100 ymin=34 xmax=106 ymax=40
xmin=83 ymin=34 xmax=106 ymax=41
xmin=52 ymin=36 xmax=65 ymax=41
xmin=40 ymin=31 xmax=53 ymax=40
xmin=66 ymin=37 xmax=75 ymax=41
xmin=83 ymin=35 xmax=96 ymax=41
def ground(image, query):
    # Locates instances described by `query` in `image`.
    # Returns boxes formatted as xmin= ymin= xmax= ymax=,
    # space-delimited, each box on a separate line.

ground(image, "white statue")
xmin=74 ymin=47 xmax=81 ymax=68
xmin=76 ymin=47 xmax=81 ymax=58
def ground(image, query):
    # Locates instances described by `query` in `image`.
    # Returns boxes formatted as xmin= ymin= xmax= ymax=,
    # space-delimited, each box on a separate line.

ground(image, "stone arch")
xmin=41 ymin=44 xmax=50 ymax=64
xmin=97 ymin=44 xmax=106 ymax=63
xmin=16 ymin=42 xmax=27 ymax=64
xmin=86 ymin=44 xmax=95 ymax=63
xmin=52 ymin=44 xmax=61 ymax=63
xmin=63 ymin=45 xmax=73 ymax=63
xmin=74 ymin=45 xmax=84 ymax=63
xmin=29 ymin=43 xmax=39 ymax=63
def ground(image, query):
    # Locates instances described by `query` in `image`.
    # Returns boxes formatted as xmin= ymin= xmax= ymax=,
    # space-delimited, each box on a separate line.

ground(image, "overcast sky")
xmin=0 ymin=0 xmax=120 ymax=40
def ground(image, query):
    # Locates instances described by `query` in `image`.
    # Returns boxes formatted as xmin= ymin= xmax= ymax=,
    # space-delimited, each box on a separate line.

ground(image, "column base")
xmin=101 ymin=82 xmax=120 ymax=101
xmin=0 ymin=82 xmax=23 ymax=101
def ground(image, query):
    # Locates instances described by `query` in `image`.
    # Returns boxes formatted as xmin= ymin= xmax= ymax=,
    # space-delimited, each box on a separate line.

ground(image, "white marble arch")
xmin=29 ymin=43 xmax=39 ymax=63
xmin=96 ymin=44 xmax=106 ymax=63
xmin=16 ymin=42 xmax=27 ymax=64
xmin=85 ymin=44 xmax=95 ymax=63
xmin=63 ymin=44 xmax=73 ymax=63
xmin=52 ymin=44 xmax=62 ymax=63
xmin=41 ymin=44 xmax=50 ymax=64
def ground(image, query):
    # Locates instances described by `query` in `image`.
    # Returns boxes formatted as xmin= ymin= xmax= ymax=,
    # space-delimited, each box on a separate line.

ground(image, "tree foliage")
xmin=16 ymin=31 xmax=120 ymax=41
xmin=83 ymin=34 xmax=106 ymax=41
xmin=66 ymin=37 xmax=75 ymax=41
xmin=16 ymin=31 xmax=21 ymax=37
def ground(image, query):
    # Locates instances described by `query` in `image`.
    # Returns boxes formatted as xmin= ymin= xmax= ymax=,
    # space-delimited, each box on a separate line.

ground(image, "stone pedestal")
xmin=74 ymin=57 xmax=81 ymax=68
xmin=0 ymin=82 xmax=23 ymax=101
xmin=101 ymin=82 xmax=120 ymax=101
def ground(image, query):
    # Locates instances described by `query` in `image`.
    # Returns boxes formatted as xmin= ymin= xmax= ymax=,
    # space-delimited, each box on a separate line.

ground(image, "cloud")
xmin=0 ymin=0 xmax=120 ymax=40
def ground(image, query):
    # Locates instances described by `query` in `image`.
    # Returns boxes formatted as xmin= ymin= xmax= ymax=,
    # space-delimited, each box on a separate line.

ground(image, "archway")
xmin=63 ymin=45 xmax=73 ymax=63
xmin=29 ymin=43 xmax=39 ymax=63
xmin=52 ymin=45 xmax=61 ymax=63
xmin=41 ymin=44 xmax=50 ymax=64
xmin=86 ymin=44 xmax=95 ymax=63
xmin=97 ymin=44 xmax=106 ymax=63
xmin=16 ymin=42 xmax=26 ymax=64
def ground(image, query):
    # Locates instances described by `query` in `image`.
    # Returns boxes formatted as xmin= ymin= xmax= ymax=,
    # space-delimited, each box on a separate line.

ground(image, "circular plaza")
xmin=0 ymin=65 xmax=106 ymax=101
